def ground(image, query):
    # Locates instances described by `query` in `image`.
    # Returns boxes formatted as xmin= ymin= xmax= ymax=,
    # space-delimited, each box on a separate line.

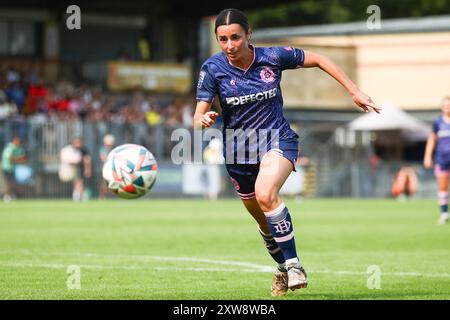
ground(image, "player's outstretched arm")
xmin=193 ymin=100 xmax=218 ymax=130
xmin=423 ymin=133 xmax=436 ymax=168
xmin=302 ymin=50 xmax=381 ymax=114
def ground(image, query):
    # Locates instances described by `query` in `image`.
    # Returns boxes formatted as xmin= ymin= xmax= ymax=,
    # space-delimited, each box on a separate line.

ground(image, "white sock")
xmin=285 ymin=257 xmax=299 ymax=265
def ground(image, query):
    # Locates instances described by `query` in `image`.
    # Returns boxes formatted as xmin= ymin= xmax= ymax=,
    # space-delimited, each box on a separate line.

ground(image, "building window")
xmin=0 ymin=20 xmax=37 ymax=56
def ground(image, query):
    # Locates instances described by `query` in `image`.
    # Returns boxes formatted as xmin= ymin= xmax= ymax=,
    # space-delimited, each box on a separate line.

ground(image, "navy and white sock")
xmin=264 ymin=202 xmax=299 ymax=266
xmin=258 ymin=226 xmax=286 ymax=269
xmin=438 ymin=191 xmax=448 ymax=215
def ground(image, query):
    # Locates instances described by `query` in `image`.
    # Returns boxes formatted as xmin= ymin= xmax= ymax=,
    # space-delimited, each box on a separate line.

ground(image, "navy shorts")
xmin=225 ymin=138 xmax=299 ymax=200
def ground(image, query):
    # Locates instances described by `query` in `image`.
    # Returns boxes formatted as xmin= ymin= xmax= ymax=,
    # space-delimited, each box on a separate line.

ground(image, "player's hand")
xmin=423 ymin=157 xmax=433 ymax=169
xmin=200 ymin=111 xmax=219 ymax=128
xmin=351 ymin=90 xmax=381 ymax=114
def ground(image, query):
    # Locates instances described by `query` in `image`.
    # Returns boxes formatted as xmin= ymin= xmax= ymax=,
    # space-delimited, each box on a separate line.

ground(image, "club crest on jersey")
xmin=230 ymin=79 xmax=236 ymax=86
xmin=260 ymin=67 xmax=275 ymax=83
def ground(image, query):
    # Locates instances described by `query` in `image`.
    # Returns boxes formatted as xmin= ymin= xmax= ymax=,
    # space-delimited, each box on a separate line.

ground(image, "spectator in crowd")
xmin=138 ymin=35 xmax=151 ymax=61
xmin=98 ymin=134 xmax=115 ymax=199
xmin=164 ymin=97 xmax=184 ymax=126
xmin=59 ymin=137 xmax=92 ymax=201
xmin=0 ymin=68 xmax=195 ymax=130
xmin=23 ymin=78 xmax=48 ymax=115
xmin=181 ymin=94 xmax=194 ymax=128
xmin=391 ymin=166 xmax=418 ymax=199
xmin=145 ymin=102 xmax=162 ymax=126
xmin=5 ymin=82 xmax=26 ymax=113
xmin=6 ymin=67 xmax=20 ymax=84
xmin=1 ymin=136 xmax=27 ymax=202
xmin=203 ymin=138 xmax=225 ymax=200
xmin=0 ymin=90 xmax=18 ymax=119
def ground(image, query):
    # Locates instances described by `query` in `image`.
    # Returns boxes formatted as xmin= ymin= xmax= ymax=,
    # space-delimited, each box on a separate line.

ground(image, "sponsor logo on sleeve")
xmin=197 ymin=70 xmax=206 ymax=89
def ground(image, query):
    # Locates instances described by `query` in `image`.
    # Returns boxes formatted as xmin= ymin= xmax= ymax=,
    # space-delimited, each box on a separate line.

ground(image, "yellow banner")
xmin=108 ymin=61 xmax=192 ymax=93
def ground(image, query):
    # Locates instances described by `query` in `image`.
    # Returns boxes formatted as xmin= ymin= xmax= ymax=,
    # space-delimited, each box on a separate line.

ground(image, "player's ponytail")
xmin=215 ymin=8 xmax=250 ymax=34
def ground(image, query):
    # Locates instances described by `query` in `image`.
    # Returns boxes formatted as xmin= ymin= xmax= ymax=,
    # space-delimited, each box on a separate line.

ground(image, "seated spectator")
xmin=392 ymin=166 xmax=418 ymax=199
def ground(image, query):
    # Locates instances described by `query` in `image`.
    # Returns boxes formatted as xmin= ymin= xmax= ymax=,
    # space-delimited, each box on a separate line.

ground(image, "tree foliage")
xmin=247 ymin=0 xmax=450 ymax=28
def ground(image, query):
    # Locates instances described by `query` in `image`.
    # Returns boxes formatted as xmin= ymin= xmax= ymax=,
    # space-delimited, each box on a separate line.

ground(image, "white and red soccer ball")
xmin=102 ymin=144 xmax=157 ymax=199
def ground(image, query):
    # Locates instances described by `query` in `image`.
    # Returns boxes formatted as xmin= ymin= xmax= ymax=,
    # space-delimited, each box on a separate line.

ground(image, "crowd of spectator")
xmin=0 ymin=67 xmax=195 ymax=127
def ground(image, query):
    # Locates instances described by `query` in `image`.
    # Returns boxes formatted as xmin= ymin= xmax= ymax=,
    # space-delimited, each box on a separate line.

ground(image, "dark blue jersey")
xmin=433 ymin=116 xmax=450 ymax=162
xmin=196 ymin=46 xmax=304 ymax=163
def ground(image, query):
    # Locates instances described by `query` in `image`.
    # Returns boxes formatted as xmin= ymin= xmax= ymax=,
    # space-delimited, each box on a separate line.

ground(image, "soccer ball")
xmin=102 ymin=144 xmax=157 ymax=199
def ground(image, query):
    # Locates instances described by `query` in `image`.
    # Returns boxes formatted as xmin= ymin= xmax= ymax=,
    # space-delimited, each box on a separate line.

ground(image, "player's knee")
xmin=255 ymin=188 xmax=277 ymax=212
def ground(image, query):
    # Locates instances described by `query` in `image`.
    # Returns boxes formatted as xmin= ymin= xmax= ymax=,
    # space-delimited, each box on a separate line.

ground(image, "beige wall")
xmin=262 ymin=44 xmax=357 ymax=109
xmin=355 ymin=33 xmax=450 ymax=110
xmin=255 ymin=32 xmax=450 ymax=110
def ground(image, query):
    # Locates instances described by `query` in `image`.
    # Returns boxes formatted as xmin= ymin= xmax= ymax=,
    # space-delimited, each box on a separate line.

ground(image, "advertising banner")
xmin=108 ymin=61 xmax=191 ymax=93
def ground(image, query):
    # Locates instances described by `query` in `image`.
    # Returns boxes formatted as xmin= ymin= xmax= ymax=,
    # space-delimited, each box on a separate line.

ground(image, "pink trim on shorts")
xmin=237 ymin=191 xmax=256 ymax=200
xmin=434 ymin=164 xmax=449 ymax=177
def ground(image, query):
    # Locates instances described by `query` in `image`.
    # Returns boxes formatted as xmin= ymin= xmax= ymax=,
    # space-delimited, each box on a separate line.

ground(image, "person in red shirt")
xmin=24 ymin=78 xmax=48 ymax=115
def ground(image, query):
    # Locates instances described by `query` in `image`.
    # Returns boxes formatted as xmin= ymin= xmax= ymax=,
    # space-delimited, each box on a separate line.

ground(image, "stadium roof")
xmin=253 ymin=15 xmax=450 ymax=40
xmin=0 ymin=0 xmax=298 ymax=17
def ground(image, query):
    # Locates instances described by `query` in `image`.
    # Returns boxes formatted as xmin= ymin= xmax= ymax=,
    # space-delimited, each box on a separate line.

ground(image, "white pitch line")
xmin=77 ymin=252 xmax=274 ymax=270
xmin=1 ymin=259 xmax=450 ymax=278
xmin=0 ymin=262 xmax=268 ymax=273
xmin=0 ymin=250 xmax=272 ymax=270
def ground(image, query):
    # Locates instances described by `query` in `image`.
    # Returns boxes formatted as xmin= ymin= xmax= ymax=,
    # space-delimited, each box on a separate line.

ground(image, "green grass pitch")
xmin=0 ymin=199 xmax=448 ymax=300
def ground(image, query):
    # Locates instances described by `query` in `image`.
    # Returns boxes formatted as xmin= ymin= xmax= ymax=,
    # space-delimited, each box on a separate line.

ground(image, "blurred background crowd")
xmin=0 ymin=67 xmax=194 ymax=127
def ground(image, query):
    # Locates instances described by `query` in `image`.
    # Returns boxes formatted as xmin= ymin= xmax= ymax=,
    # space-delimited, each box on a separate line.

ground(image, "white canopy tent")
xmin=348 ymin=103 xmax=431 ymax=142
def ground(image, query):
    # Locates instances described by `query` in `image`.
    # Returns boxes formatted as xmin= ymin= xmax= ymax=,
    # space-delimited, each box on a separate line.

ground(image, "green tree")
xmin=247 ymin=0 xmax=450 ymax=28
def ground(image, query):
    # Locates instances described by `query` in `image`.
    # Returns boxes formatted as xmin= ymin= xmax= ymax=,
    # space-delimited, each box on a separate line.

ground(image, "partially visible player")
xmin=194 ymin=8 xmax=380 ymax=296
xmin=424 ymin=96 xmax=450 ymax=224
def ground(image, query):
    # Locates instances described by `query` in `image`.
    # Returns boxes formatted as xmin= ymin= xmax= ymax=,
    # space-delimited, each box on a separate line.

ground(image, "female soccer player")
xmin=194 ymin=8 xmax=380 ymax=296
xmin=424 ymin=96 xmax=450 ymax=225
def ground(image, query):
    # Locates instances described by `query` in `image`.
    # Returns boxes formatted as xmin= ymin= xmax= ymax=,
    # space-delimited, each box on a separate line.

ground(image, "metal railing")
xmin=0 ymin=119 xmax=437 ymax=199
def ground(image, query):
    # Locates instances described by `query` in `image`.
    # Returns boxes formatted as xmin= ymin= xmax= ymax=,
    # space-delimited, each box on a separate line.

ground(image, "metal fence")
xmin=0 ymin=118 xmax=437 ymax=199
xmin=0 ymin=118 xmax=181 ymax=198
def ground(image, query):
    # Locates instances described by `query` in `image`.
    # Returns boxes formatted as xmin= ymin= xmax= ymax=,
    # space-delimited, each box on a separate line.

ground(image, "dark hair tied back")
xmin=215 ymin=8 xmax=250 ymax=34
